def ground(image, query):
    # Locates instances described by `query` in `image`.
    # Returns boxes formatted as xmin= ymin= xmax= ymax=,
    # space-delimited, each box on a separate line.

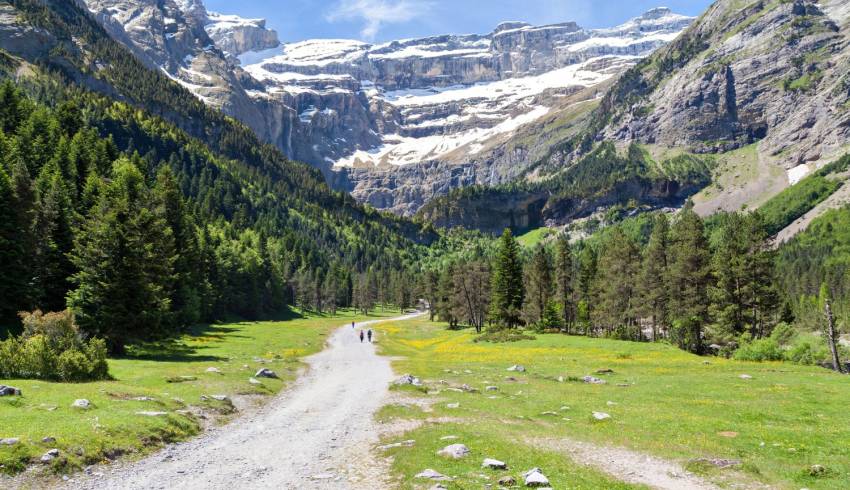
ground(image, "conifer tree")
xmin=554 ymin=237 xmax=574 ymax=332
xmin=489 ymin=228 xmax=524 ymax=328
xmin=523 ymin=244 xmax=553 ymax=326
xmin=68 ymin=159 xmax=177 ymax=353
xmin=639 ymin=214 xmax=670 ymax=340
xmin=592 ymin=228 xmax=640 ymax=338
xmin=667 ymin=206 xmax=711 ymax=353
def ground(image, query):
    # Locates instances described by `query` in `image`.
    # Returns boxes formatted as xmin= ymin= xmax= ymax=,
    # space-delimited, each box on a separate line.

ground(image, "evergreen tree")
xmin=639 ymin=214 xmax=670 ymax=340
xmin=32 ymin=161 xmax=75 ymax=311
xmin=554 ymin=237 xmax=574 ymax=333
xmin=68 ymin=159 xmax=177 ymax=353
xmin=523 ymin=245 xmax=553 ymax=326
xmin=489 ymin=229 xmax=524 ymax=328
xmin=667 ymin=206 xmax=711 ymax=353
xmin=592 ymin=228 xmax=640 ymax=338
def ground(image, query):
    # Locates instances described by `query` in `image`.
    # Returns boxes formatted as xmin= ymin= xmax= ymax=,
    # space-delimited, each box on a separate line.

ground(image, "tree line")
xmin=423 ymin=204 xmax=847 ymax=360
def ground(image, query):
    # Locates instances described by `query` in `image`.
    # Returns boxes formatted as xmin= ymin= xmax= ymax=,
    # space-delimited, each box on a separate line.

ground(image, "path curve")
xmin=66 ymin=312 xmax=423 ymax=490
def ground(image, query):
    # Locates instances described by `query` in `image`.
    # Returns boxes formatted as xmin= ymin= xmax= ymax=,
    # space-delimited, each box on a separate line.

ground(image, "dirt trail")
xmin=64 ymin=313 xmax=424 ymax=490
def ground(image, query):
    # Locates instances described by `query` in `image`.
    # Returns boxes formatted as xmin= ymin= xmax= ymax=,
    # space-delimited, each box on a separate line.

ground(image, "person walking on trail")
xmin=359 ymin=330 xmax=364 ymax=343
xmin=367 ymin=329 xmax=373 ymax=343
xmin=351 ymin=321 xmax=355 ymax=329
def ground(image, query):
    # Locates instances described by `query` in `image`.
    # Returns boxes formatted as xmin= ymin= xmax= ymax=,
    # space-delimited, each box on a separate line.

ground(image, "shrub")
xmin=733 ymin=337 xmax=784 ymax=362
xmin=0 ymin=310 xmax=110 ymax=382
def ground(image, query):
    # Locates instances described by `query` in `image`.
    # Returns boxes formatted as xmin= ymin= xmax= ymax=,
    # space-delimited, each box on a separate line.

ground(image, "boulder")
xmin=255 ymin=368 xmax=278 ymax=379
xmin=0 ymin=438 xmax=20 ymax=446
xmin=582 ymin=375 xmax=606 ymax=384
xmin=499 ymin=475 xmax=517 ymax=486
xmin=415 ymin=469 xmax=451 ymax=481
xmin=205 ymin=367 xmax=222 ymax=374
xmin=41 ymin=449 xmax=60 ymax=464
xmin=41 ymin=436 xmax=56 ymax=444
xmin=482 ymin=458 xmax=507 ymax=470
xmin=592 ymin=411 xmax=611 ymax=421
xmin=523 ymin=468 xmax=549 ymax=487
xmin=71 ymin=399 xmax=91 ymax=409
xmin=507 ymin=365 xmax=526 ymax=372
xmin=0 ymin=385 xmax=21 ymax=396
xmin=393 ymin=374 xmax=422 ymax=386
xmin=211 ymin=395 xmax=230 ymax=402
xmin=437 ymin=443 xmax=470 ymax=459
xmin=810 ymin=464 xmax=827 ymax=476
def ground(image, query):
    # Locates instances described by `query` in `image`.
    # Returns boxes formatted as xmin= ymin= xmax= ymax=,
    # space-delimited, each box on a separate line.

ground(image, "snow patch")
xmin=787 ymin=164 xmax=812 ymax=185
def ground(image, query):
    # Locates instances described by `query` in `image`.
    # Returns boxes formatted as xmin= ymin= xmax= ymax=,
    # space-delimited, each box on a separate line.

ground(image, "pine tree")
xmin=592 ymin=228 xmax=640 ymax=338
xmin=639 ymin=214 xmax=670 ymax=341
xmin=68 ymin=159 xmax=177 ymax=353
xmin=0 ymin=164 xmax=22 ymax=322
xmin=667 ymin=206 xmax=711 ymax=353
xmin=32 ymin=161 xmax=75 ymax=311
xmin=554 ymin=237 xmax=574 ymax=333
xmin=489 ymin=228 xmax=524 ymax=328
xmin=523 ymin=244 xmax=553 ymax=326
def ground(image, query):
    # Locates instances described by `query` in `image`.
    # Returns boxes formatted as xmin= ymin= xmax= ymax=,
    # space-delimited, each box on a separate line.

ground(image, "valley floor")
xmin=373 ymin=318 xmax=850 ymax=490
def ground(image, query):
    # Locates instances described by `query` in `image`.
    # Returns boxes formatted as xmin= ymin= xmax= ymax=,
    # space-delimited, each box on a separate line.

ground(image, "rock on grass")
xmin=523 ymin=467 xmax=550 ymax=487
xmin=482 ymin=458 xmax=507 ymax=469
xmin=415 ymin=468 xmax=451 ymax=480
xmin=437 ymin=443 xmax=470 ymax=459
xmin=71 ymin=399 xmax=91 ymax=409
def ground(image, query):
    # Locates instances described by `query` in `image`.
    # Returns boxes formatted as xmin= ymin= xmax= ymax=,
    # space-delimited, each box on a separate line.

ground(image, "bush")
xmin=0 ymin=310 xmax=110 ymax=382
xmin=733 ymin=337 xmax=784 ymax=362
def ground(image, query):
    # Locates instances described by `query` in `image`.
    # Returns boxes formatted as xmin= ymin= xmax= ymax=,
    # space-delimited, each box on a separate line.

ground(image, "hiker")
xmin=359 ymin=330 xmax=364 ymax=343
xmin=367 ymin=329 xmax=373 ymax=343
xmin=351 ymin=321 xmax=355 ymax=329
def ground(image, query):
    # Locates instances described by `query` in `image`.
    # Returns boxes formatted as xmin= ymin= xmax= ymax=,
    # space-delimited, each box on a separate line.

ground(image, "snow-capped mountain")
xmin=81 ymin=1 xmax=692 ymax=215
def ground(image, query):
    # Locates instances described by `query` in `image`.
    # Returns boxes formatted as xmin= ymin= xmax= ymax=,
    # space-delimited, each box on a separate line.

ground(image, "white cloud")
xmin=326 ymin=0 xmax=433 ymax=40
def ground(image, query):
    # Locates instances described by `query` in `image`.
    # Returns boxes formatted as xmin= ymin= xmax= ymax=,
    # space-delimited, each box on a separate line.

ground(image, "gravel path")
xmin=65 ymin=313 xmax=424 ymax=490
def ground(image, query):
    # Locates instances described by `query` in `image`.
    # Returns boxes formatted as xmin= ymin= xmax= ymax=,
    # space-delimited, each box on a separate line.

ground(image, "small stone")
xmin=71 ymin=399 xmax=91 ymax=409
xmin=446 ymin=402 xmax=460 ymax=409
xmin=523 ymin=468 xmax=549 ymax=487
xmin=592 ymin=411 xmax=611 ymax=421
xmin=255 ymin=368 xmax=278 ymax=379
xmin=582 ymin=375 xmax=606 ymax=384
xmin=482 ymin=458 xmax=507 ymax=470
xmin=485 ymin=386 xmax=499 ymax=391
xmin=540 ymin=411 xmax=557 ymax=416
xmin=0 ymin=385 xmax=22 ymax=396
xmin=0 ymin=438 xmax=20 ymax=446
xmin=211 ymin=395 xmax=230 ymax=402
xmin=498 ymin=475 xmax=517 ymax=486
xmin=41 ymin=449 xmax=60 ymax=464
xmin=507 ymin=365 xmax=525 ymax=372
xmin=556 ymin=376 xmax=565 ymax=382
xmin=717 ymin=431 xmax=738 ymax=438
xmin=132 ymin=396 xmax=155 ymax=402
xmin=809 ymin=464 xmax=827 ymax=476
xmin=440 ymin=435 xmax=458 ymax=440
xmin=248 ymin=377 xmax=262 ymax=385
xmin=42 ymin=436 xmax=56 ymax=444
xmin=596 ymin=368 xmax=614 ymax=374
xmin=393 ymin=374 xmax=422 ymax=386
xmin=415 ymin=469 xmax=451 ymax=481
xmin=437 ymin=443 xmax=470 ymax=459
xmin=136 ymin=411 xmax=168 ymax=417
xmin=459 ymin=384 xmax=478 ymax=393
xmin=739 ymin=374 xmax=753 ymax=380
xmin=606 ymin=401 xmax=617 ymax=406
xmin=378 ymin=440 xmax=415 ymax=450
xmin=205 ymin=367 xmax=222 ymax=374
xmin=560 ymin=406 xmax=570 ymax=411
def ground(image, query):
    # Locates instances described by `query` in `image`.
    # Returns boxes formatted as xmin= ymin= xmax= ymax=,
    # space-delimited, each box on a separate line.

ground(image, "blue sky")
xmin=203 ymin=0 xmax=714 ymax=43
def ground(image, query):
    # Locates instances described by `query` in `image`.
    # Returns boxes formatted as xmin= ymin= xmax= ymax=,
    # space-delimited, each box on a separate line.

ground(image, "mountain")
xmin=73 ymin=0 xmax=692 ymax=215
xmin=421 ymin=0 xmax=850 ymax=235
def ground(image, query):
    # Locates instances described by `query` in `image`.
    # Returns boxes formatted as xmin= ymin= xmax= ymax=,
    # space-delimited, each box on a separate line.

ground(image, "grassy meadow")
xmin=374 ymin=318 xmax=850 ymax=489
xmin=0 ymin=309 xmax=395 ymax=476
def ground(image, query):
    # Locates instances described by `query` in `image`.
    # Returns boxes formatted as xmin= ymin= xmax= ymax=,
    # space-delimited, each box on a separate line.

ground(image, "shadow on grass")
xmin=119 ymin=307 xmax=310 ymax=363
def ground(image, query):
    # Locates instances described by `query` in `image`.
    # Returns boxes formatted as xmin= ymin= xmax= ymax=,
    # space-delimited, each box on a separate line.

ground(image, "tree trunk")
xmin=825 ymin=298 xmax=845 ymax=373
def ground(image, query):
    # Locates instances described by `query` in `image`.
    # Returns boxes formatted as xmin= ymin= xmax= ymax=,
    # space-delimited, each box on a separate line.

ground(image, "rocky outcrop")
xmin=204 ymin=12 xmax=279 ymax=59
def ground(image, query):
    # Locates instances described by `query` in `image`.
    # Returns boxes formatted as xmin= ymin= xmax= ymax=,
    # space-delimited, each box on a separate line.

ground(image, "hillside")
xmin=0 ymin=0 xmax=432 ymax=341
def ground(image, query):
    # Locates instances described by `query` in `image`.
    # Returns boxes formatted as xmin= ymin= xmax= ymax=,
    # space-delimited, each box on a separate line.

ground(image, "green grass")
xmin=0 ymin=308 xmax=395 ymax=476
xmin=374 ymin=318 xmax=850 ymax=489
xmin=758 ymin=174 xmax=841 ymax=235
xmin=516 ymin=227 xmax=553 ymax=248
